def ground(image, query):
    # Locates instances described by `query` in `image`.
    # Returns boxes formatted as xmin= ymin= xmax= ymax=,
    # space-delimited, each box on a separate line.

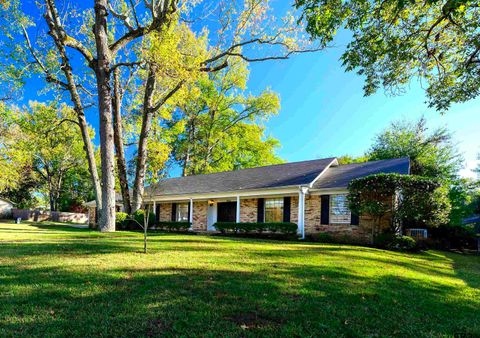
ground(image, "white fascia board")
xmin=145 ymin=186 xmax=300 ymax=203
xmin=307 ymin=158 xmax=339 ymax=188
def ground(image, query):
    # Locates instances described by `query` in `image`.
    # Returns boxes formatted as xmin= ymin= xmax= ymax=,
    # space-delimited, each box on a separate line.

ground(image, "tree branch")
xmin=21 ymin=24 xmax=69 ymax=90
xmin=150 ymin=80 xmax=185 ymax=113
xmin=45 ymin=0 xmax=95 ymax=66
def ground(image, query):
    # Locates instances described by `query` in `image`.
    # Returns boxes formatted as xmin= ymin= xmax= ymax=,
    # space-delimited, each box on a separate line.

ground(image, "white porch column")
xmin=236 ymin=195 xmax=240 ymax=223
xmin=298 ymin=187 xmax=308 ymax=239
xmin=189 ymin=198 xmax=193 ymax=230
xmin=152 ymin=201 xmax=156 ymax=214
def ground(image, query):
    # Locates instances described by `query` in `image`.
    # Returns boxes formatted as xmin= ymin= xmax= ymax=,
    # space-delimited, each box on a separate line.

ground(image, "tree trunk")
xmin=131 ymin=65 xmax=157 ymax=212
xmin=112 ymin=68 xmax=132 ymax=214
xmin=44 ymin=0 xmax=102 ymax=217
xmin=94 ymin=0 xmax=116 ymax=232
xmin=77 ymin=113 xmax=102 ymax=214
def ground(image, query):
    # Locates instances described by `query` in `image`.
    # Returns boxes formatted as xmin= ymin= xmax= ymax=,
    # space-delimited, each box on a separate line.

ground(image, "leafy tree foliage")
xmin=169 ymin=60 xmax=283 ymax=176
xmin=336 ymin=155 xmax=368 ymax=165
xmin=296 ymin=0 xmax=480 ymax=111
xmin=348 ymin=173 xmax=450 ymax=235
xmin=448 ymin=178 xmax=480 ymax=226
xmin=0 ymin=103 xmax=30 ymax=192
xmin=475 ymin=153 xmax=480 ymax=178
xmin=367 ymin=117 xmax=462 ymax=182
xmin=2 ymin=0 xmax=323 ymax=230
xmin=0 ymin=102 xmax=94 ymax=211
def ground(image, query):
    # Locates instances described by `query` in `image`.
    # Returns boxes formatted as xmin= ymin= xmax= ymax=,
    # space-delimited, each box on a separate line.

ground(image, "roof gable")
xmin=312 ymin=157 xmax=410 ymax=189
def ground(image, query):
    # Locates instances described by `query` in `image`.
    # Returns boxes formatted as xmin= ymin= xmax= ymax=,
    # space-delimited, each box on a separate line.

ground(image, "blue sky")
xmin=246 ymin=33 xmax=479 ymax=178
xmin=18 ymin=0 xmax=479 ymax=178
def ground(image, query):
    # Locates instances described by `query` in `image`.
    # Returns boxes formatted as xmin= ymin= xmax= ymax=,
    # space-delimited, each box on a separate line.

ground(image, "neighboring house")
xmin=462 ymin=215 xmax=480 ymax=253
xmin=84 ymin=193 xmax=125 ymax=227
xmin=0 ymin=198 xmax=14 ymax=219
xmin=85 ymin=157 xmax=410 ymax=242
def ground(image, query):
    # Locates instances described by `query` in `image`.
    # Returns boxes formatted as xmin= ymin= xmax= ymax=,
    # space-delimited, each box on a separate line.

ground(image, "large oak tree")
xmin=3 ymin=0 xmax=323 ymax=230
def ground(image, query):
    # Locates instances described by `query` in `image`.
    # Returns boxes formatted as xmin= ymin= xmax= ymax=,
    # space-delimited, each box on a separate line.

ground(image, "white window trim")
xmin=264 ymin=197 xmax=284 ymax=223
xmin=176 ymin=202 xmax=189 ymax=222
xmin=329 ymin=194 xmax=351 ymax=224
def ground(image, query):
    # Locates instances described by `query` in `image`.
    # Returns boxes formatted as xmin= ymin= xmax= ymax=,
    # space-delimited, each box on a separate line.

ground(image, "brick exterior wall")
xmin=192 ymin=201 xmax=208 ymax=231
xmin=305 ymin=194 xmax=393 ymax=243
xmin=290 ymin=196 xmax=298 ymax=224
xmin=304 ymin=195 xmax=321 ymax=234
xmin=159 ymin=203 xmax=172 ymax=222
xmin=153 ymin=194 xmax=393 ymax=243
xmin=240 ymin=198 xmax=257 ymax=222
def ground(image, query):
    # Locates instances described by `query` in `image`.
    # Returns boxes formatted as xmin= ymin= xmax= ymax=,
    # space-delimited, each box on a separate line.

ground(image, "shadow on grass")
xmin=1 ymin=225 xmax=479 ymax=336
xmin=1 ymin=245 xmax=479 ymax=337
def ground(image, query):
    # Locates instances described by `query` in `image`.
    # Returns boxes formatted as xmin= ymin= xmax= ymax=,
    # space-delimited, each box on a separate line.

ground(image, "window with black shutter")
xmin=351 ymin=212 xmax=360 ymax=226
xmin=257 ymin=198 xmax=264 ymax=223
xmin=171 ymin=203 xmax=177 ymax=221
xmin=155 ymin=204 xmax=160 ymax=222
xmin=283 ymin=196 xmax=291 ymax=222
xmin=321 ymin=195 xmax=330 ymax=225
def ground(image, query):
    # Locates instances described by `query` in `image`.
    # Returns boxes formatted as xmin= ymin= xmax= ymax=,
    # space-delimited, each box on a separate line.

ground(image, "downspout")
xmin=298 ymin=186 xmax=309 ymax=240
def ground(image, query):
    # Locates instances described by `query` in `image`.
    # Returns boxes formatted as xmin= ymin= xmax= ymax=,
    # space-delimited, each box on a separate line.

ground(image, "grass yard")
xmin=0 ymin=221 xmax=479 ymax=337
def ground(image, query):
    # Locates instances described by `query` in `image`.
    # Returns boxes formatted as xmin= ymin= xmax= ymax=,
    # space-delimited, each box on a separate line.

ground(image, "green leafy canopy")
xmin=296 ymin=0 xmax=480 ymax=111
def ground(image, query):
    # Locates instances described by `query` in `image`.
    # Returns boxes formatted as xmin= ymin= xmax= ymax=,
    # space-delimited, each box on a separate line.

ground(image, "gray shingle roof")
xmin=312 ymin=157 xmax=410 ymax=189
xmin=146 ymin=158 xmax=337 ymax=196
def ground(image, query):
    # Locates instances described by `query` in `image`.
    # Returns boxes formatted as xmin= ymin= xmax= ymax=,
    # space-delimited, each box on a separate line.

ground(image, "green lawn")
xmin=0 ymin=221 xmax=479 ymax=337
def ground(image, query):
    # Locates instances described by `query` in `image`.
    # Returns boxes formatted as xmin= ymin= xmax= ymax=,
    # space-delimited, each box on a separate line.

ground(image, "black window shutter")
xmin=283 ymin=196 xmax=291 ymax=222
xmin=171 ymin=203 xmax=177 ymax=222
xmin=351 ymin=212 xmax=360 ymax=226
xmin=257 ymin=198 xmax=264 ymax=223
xmin=188 ymin=202 xmax=191 ymax=222
xmin=321 ymin=195 xmax=330 ymax=225
xmin=155 ymin=204 xmax=160 ymax=222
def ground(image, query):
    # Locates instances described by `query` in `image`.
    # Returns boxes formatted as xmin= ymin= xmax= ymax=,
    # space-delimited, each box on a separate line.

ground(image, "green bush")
xmin=429 ymin=224 xmax=478 ymax=250
xmin=311 ymin=232 xmax=336 ymax=243
xmin=131 ymin=210 xmax=155 ymax=229
xmin=373 ymin=232 xmax=397 ymax=247
xmin=374 ymin=233 xmax=419 ymax=251
xmin=213 ymin=222 xmax=298 ymax=235
xmin=157 ymin=221 xmax=191 ymax=232
xmin=115 ymin=212 xmax=128 ymax=230
xmin=387 ymin=235 xmax=418 ymax=252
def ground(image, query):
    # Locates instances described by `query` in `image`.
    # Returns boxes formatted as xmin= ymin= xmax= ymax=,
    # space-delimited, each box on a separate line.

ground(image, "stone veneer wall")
xmin=240 ymin=198 xmax=257 ymax=222
xmin=159 ymin=203 xmax=172 ymax=222
xmin=192 ymin=201 xmax=208 ymax=231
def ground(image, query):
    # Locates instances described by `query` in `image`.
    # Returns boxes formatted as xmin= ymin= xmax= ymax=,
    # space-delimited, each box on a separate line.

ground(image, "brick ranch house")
xmin=86 ymin=157 xmax=410 ymax=242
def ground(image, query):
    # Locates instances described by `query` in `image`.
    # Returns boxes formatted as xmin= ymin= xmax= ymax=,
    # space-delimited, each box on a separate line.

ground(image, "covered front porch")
xmin=145 ymin=187 xmax=310 ymax=238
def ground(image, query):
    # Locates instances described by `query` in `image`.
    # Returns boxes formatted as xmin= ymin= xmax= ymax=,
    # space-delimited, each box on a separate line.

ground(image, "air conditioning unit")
xmin=406 ymin=228 xmax=428 ymax=239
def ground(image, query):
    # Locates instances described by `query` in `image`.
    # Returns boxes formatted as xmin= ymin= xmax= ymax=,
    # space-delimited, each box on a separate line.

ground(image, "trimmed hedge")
xmin=157 ymin=221 xmax=191 ymax=232
xmin=213 ymin=222 xmax=297 ymax=235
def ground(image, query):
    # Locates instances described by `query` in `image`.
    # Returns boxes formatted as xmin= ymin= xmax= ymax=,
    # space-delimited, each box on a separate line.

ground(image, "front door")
xmin=207 ymin=202 xmax=217 ymax=231
xmin=217 ymin=202 xmax=237 ymax=222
